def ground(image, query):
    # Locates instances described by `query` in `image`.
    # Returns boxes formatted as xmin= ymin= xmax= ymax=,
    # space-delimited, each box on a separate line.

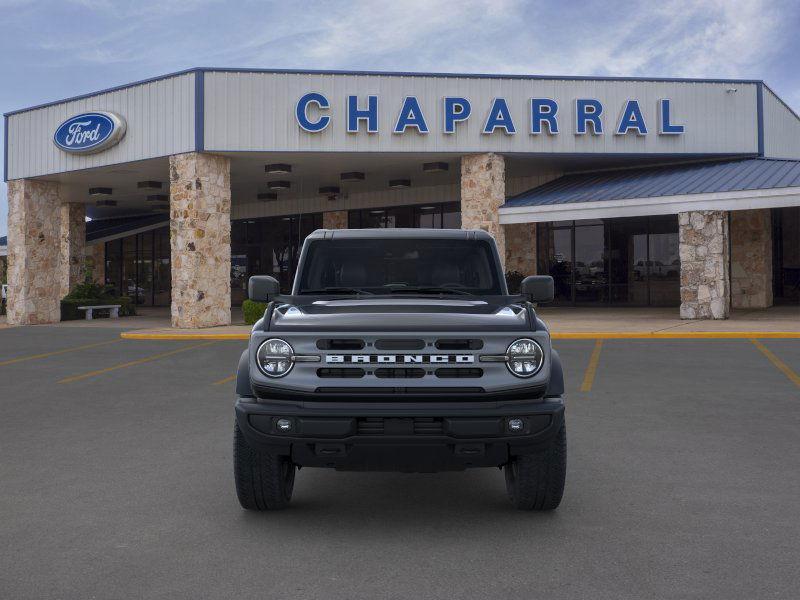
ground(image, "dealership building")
xmin=3 ymin=67 xmax=799 ymax=327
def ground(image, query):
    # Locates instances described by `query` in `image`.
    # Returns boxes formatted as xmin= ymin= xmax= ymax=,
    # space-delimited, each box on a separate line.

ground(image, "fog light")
xmin=508 ymin=418 xmax=524 ymax=432
xmin=276 ymin=418 xmax=293 ymax=432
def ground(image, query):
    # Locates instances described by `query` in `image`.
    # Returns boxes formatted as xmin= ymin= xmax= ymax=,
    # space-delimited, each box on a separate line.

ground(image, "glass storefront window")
xmin=537 ymin=215 xmax=679 ymax=306
xmin=351 ymin=202 xmax=461 ymax=230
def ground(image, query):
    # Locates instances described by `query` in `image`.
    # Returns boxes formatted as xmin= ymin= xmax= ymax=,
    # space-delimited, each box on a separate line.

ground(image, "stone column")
xmin=169 ymin=152 xmax=231 ymax=328
xmin=59 ymin=202 xmax=86 ymax=298
xmin=86 ymin=243 xmax=105 ymax=285
xmin=6 ymin=179 xmax=62 ymax=325
xmin=679 ymin=210 xmax=730 ymax=319
xmin=504 ymin=223 xmax=537 ymax=275
xmin=730 ymin=209 xmax=773 ymax=309
xmin=323 ymin=210 xmax=348 ymax=229
xmin=461 ymin=153 xmax=506 ymax=268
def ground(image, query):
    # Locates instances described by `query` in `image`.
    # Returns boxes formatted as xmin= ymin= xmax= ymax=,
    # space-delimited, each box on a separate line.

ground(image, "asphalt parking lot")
xmin=1 ymin=326 xmax=799 ymax=600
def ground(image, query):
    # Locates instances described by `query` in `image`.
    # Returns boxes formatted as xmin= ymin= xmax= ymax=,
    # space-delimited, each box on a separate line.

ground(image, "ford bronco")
xmin=233 ymin=229 xmax=566 ymax=510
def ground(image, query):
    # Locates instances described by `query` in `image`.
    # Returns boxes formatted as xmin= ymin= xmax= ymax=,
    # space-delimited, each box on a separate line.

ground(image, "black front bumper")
xmin=235 ymin=397 xmax=565 ymax=472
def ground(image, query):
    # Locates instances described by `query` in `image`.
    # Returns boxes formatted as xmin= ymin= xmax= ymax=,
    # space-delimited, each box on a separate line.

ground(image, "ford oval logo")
xmin=53 ymin=111 xmax=126 ymax=154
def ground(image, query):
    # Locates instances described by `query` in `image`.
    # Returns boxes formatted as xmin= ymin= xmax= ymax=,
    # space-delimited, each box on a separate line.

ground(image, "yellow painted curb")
xmin=121 ymin=331 xmax=800 ymax=341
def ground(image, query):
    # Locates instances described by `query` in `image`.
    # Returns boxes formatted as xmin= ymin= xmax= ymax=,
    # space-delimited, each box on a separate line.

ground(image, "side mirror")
xmin=520 ymin=275 xmax=554 ymax=303
xmin=248 ymin=275 xmax=280 ymax=303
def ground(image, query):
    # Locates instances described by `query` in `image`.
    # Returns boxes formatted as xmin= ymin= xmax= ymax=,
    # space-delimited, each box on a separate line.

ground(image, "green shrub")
xmin=60 ymin=296 xmax=136 ymax=320
xmin=505 ymin=270 xmax=525 ymax=294
xmin=242 ymin=299 xmax=268 ymax=325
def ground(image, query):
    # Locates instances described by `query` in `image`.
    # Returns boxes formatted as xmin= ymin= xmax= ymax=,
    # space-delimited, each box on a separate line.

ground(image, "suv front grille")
xmin=374 ymin=367 xmax=425 ymax=379
xmin=356 ymin=417 xmax=444 ymax=435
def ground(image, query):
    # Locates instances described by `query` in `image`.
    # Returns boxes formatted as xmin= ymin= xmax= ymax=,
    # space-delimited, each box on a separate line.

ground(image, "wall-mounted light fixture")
xmin=267 ymin=180 xmax=291 ymax=190
xmin=388 ymin=179 xmax=411 ymax=188
xmin=422 ymin=162 xmax=449 ymax=173
xmin=95 ymin=199 xmax=117 ymax=207
xmin=319 ymin=186 xmax=341 ymax=195
xmin=340 ymin=172 xmax=365 ymax=182
xmin=265 ymin=164 xmax=292 ymax=174
xmin=89 ymin=187 xmax=113 ymax=196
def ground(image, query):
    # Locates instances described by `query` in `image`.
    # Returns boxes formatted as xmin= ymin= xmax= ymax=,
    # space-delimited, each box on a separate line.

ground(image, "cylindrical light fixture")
xmin=422 ymin=162 xmax=449 ymax=173
xmin=257 ymin=192 xmax=278 ymax=201
xmin=267 ymin=181 xmax=291 ymax=190
xmin=388 ymin=179 xmax=411 ymax=188
xmin=340 ymin=172 xmax=365 ymax=182
xmin=265 ymin=163 xmax=292 ymax=174
xmin=319 ymin=186 xmax=340 ymax=195
xmin=89 ymin=187 xmax=112 ymax=196
xmin=95 ymin=199 xmax=117 ymax=207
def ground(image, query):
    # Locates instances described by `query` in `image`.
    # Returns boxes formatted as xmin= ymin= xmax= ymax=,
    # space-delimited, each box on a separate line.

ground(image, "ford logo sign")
xmin=53 ymin=111 xmax=126 ymax=154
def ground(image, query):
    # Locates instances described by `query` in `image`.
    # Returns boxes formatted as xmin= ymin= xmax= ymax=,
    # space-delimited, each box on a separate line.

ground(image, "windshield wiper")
xmin=299 ymin=287 xmax=374 ymax=295
xmin=387 ymin=286 xmax=473 ymax=296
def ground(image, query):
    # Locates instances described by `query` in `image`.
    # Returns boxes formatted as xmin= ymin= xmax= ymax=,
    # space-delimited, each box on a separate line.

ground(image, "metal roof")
xmin=503 ymin=158 xmax=800 ymax=208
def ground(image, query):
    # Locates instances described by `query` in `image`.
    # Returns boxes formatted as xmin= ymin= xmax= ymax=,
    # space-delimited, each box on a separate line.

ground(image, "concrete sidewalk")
xmin=111 ymin=305 xmax=799 ymax=340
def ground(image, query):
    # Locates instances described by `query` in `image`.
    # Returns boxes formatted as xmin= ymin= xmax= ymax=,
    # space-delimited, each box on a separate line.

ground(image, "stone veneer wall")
xmin=323 ymin=210 xmax=349 ymax=229
xmin=679 ymin=210 xmax=730 ymax=319
xmin=504 ymin=223 xmax=537 ymax=276
xmin=86 ymin=243 xmax=105 ymax=285
xmin=169 ymin=152 xmax=231 ymax=328
xmin=461 ymin=153 xmax=506 ymax=266
xmin=730 ymin=209 xmax=773 ymax=309
xmin=59 ymin=202 xmax=86 ymax=298
xmin=6 ymin=179 xmax=62 ymax=325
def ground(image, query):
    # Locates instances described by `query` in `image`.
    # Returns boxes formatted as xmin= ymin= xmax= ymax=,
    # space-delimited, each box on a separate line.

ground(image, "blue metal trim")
xmin=3 ymin=66 xmax=767 ymax=118
xmin=3 ymin=114 xmax=8 ymax=182
xmin=194 ymin=69 xmax=204 ymax=152
xmin=762 ymin=82 xmax=800 ymax=122
xmin=756 ymin=82 xmax=765 ymax=157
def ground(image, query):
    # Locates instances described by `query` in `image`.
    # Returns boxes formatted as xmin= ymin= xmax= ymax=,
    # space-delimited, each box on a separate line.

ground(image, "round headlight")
xmin=506 ymin=338 xmax=544 ymax=378
xmin=256 ymin=338 xmax=294 ymax=377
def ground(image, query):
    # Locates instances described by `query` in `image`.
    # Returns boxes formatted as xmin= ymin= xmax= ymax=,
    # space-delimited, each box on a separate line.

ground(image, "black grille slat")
xmin=435 ymin=339 xmax=484 ymax=350
xmin=317 ymin=368 xmax=366 ymax=378
xmin=374 ymin=368 xmax=426 ymax=379
xmin=374 ymin=338 xmax=426 ymax=350
xmin=316 ymin=339 xmax=365 ymax=350
xmin=435 ymin=368 xmax=484 ymax=378
xmin=357 ymin=418 xmax=443 ymax=435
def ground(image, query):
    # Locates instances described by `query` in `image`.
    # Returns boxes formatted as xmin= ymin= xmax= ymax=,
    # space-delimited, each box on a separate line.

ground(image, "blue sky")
xmin=2 ymin=0 xmax=799 ymax=237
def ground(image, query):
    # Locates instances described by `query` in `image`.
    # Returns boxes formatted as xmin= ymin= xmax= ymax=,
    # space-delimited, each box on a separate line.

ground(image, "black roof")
xmin=310 ymin=228 xmax=494 ymax=241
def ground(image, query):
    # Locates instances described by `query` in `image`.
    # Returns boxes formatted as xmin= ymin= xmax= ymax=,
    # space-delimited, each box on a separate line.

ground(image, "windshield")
xmin=296 ymin=238 xmax=503 ymax=295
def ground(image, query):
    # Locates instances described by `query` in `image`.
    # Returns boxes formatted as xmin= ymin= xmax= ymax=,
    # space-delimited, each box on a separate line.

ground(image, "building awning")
xmin=500 ymin=158 xmax=800 ymax=224
xmin=87 ymin=213 xmax=168 ymax=244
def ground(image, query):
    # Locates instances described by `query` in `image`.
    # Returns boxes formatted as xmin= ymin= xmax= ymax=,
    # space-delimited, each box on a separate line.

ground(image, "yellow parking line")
xmin=751 ymin=339 xmax=800 ymax=389
xmin=580 ymin=340 xmax=604 ymax=392
xmin=121 ymin=332 xmax=249 ymax=340
xmin=0 ymin=339 xmax=121 ymax=367
xmin=58 ymin=341 xmax=216 ymax=384
xmin=213 ymin=374 xmax=236 ymax=386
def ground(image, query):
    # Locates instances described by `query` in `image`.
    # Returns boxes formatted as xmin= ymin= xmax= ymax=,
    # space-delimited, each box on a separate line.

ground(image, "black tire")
xmin=233 ymin=422 xmax=296 ymax=510
xmin=505 ymin=422 xmax=566 ymax=511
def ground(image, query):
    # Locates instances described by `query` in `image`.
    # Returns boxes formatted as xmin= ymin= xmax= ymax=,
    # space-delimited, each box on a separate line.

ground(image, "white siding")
xmin=6 ymin=73 xmax=195 ymax=180
xmin=763 ymin=86 xmax=800 ymax=159
xmin=205 ymin=72 xmax=759 ymax=156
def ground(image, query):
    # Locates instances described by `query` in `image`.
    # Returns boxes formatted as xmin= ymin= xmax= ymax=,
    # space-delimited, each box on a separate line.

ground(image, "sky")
xmin=1 ymin=0 xmax=799 ymax=237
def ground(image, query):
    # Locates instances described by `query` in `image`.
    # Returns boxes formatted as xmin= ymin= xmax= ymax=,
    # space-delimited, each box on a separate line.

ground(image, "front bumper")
xmin=235 ymin=396 xmax=565 ymax=472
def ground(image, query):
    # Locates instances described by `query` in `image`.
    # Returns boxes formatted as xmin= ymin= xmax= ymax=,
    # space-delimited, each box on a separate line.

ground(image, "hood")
xmin=267 ymin=296 xmax=530 ymax=332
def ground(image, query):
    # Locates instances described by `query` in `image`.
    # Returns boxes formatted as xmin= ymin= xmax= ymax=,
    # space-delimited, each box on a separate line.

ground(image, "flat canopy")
xmin=500 ymin=158 xmax=800 ymax=223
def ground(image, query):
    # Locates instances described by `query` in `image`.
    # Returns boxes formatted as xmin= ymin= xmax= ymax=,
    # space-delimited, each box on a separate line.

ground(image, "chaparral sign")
xmin=296 ymin=94 xmax=685 ymax=137
xmin=53 ymin=111 xmax=127 ymax=154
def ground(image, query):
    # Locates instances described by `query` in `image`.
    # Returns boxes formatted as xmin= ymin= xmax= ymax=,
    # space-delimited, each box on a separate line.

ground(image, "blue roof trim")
xmin=194 ymin=70 xmax=204 ymax=152
xmin=3 ymin=66 xmax=768 ymax=118
xmin=756 ymin=82 xmax=765 ymax=157
xmin=503 ymin=158 xmax=800 ymax=208
xmin=3 ymin=114 xmax=8 ymax=182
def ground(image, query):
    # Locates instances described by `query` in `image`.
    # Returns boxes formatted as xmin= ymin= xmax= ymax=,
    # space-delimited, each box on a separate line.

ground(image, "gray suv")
xmin=233 ymin=229 xmax=566 ymax=510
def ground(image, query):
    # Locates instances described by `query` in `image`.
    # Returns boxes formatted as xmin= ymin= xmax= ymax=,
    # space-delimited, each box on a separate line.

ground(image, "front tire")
xmin=234 ymin=422 xmax=296 ymax=510
xmin=505 ymin=422 xmax=566 ymax=511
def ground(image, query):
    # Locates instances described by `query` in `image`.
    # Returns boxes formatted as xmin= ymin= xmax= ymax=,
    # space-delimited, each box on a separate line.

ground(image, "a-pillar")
xmin=169 ymin=152 xmax=231 ymax=328
xmin=59 ymin=202 xmax=86 ymax=298
xmin=461 ymin=153 xmax=506 ymax=269
xmin=504 ymin=223 xmax=537 ymax=276
xmin=6 ymin=179 xmax=63 ymax=325
xmin=323 ymin=210 xmax=348 ymax=229
xmin=679 ymin=210 xmax=730 ymax=319
xmin=730 ymin=209 xmax=773 ymax=309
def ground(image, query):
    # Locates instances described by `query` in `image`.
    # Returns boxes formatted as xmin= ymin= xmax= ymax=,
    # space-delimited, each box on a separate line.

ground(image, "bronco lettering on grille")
xmin=326 ymin=354 xmax=474 ymax=364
